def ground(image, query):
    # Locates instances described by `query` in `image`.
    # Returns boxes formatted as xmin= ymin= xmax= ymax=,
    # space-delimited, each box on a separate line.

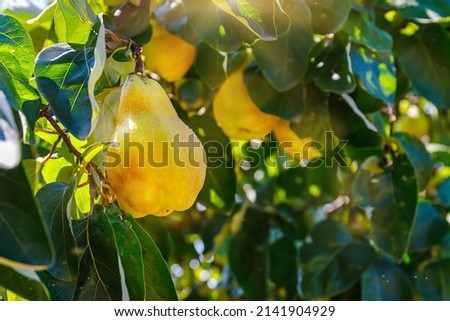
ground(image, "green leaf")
xmin=396 ymin=24 xmax=450 ymax=109
xmin=109 ymin=211 xmax=146 ymax=301
xmin=126 ymin=216 xmax=178 ymax=300
xmin=428 ymin=143 xmax=450 ymax=166
xmin=251 ymin=0 xmax=312 ymax=91
xmin=38 ymin=271 xmax=76 ymax=300
xmin=185 ymin=112 xmax=236 ymax=211
xmin=0 ymin=265 xmax=50 ymax=300
xmin=343 ymin=11 xmax=393 ymax=52
xmin=351 ymin=85 xmax=384 ymax=113
xmin=353 ymin=154 xmax=418 ymax=261
xmin=244 ymin=62 xmax=305 ymax=121
xmin=393 ymin=0 xmax=450 ymax=23
xmin=153 ymin=0 xmax=199 ymax=44
xmin=409 ymin=202 xmax=449 ymax=252
xmin=213 ymin=0 xmax=291 ymax=41
xmin=350 ymin=46 xmax=396 ymax=105
xmin=184 ymin=0 xmax=256 ymax=52
xmin=300 ymin=240 xmax=375 ymax=299
xmin=309 ymin=34 xmax=356 ymax=94
xmin=0 ymin=14 xmax=35 ymax=78
xmin=36 ymin=182 xmax=79 ymax=282
xmin=310 ymin=219 xmax=353 ymax=248
xmin=35 ymin=15 xmax=106 ymax=139
xmin=305 ymin=0 xmax=351 ymax=34
xmin=437 ymin=178 xmax=450 ymax=207
xmin=0 ymin=14 xmax=41 ymax=141
xmin=136 ymin=216 xmax=172 ymax=261
xmin=329 ymin=94 xmax=382 ymax=149
xmin=26 ymin=1 xmax=57 ymax=32
xmin=201 ymin=213 xmax=229 ymax=253
xmin=115 ymin=0 xmax=152 ymax=41
xmin=195 ymin=42 xmax=227 ymax=89
xmin=394 ymin=132 xmax=432 ymax=191
xmin=74 ymin=205 xmax=123 ymax=300
xmin=277 ymin=165 xmax=341 ymax=201
xmin=269 ymin=237 xmax=297 ymax=299
xmin=0 ymin=91 xmax=21 ymax=169
xmin=229 ymin=207 xmax=269 ymax=300
xmin=54 ymin=0 xmax=92 ymax=44
xmin=0 ymin=164 xmax=54 ymax=269
xmin=290 ymin=84 xmax=333 ymax=147
xmin=417 ymin=259 xmax=450 ymax=300
xmin=362 ymin=256 xmax=414 ymax=300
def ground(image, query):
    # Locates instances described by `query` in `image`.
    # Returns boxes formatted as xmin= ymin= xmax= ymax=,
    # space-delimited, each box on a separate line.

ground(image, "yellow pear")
xmin=213 ymin=63 xmax=278 ymax=140
xmin=273 ymin=119 xmax=322 ymax=160
xmin=106 ymin=73 xmax=206 ymax=217
xmin=142 ymin=20 xmax=196 ymax=82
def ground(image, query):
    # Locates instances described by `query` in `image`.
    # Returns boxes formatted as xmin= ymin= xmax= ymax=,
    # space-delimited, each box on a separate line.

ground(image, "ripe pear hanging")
xmin=106 ymin=73 xmax=206 ymax=217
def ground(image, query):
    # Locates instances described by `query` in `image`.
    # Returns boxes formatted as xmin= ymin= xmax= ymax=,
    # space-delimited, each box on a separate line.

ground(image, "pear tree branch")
xmin=38 ymin=106 xmax=110 ymax=211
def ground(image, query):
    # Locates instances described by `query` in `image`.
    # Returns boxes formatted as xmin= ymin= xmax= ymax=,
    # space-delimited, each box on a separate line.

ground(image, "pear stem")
xmin=131 ymin=42 xmax=144 ymax=74
xmin=386 ymin=104 xmax=397 ymax=137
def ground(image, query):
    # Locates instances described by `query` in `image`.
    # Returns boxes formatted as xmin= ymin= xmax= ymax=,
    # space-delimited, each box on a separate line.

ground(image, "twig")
xmin=386 ymin=104 xmax=397 ymax=137
xmin=39 ymin=107 xmax=82 ymax=159
xmin=39 ymin=106 xmax=109 ymax=214
xmin=131 ymin=42 xmax=144 ymax=74
xmin=37 ymin=135 xmax=62 ymax=177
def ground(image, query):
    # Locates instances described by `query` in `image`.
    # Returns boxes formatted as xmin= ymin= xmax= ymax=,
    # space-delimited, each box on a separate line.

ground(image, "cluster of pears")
xmin=106 ymin=73 xmax=206 ymax=218
xmin=213 ymin=56 xmax=321 ymax=161
xmin=104 ymin=22 xmax=321 ymax=217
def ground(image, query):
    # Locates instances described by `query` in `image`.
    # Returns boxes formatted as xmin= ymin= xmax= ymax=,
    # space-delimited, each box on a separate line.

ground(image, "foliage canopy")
xmin=1 ymin=0 xmax=450 ymax=301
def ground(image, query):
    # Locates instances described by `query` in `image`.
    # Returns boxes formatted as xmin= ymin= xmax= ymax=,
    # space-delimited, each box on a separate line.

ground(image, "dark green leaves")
xmin=409 ymin=202 xmax=449 ymax=252
xmin=269 ymin=237 xmax=297 ymax=299
xmin=392 ymin=0 xmax=450 ymax=23
xmin=244 ymin=62 xmax=305 ymax=120
xmin=362 ymin=257 xmax=414 ymax=300
xmin=0 ymin=164 xmax=54 ymax=269
xmin=306 ymin=0 xmax=351 ymax=34
xmin=229 ymin=207 xmax=269 ymax=300
xmin=309 ymin=34 xmax=356 ymax=94
xmin=251 ymin=0 xmax=312 ymax=91
xmin=213 ymin=0 xmax=291 ymax=41
xmin=353 ymin=154 xmax=418 ymax=261
xmin=394 ymin=133 xmax=432 ymax=191
xmin=350 ymin=47 xmax=396 ymax=105
xmin=36 ymin=182 xmax=79 ymax=282
xmin=0 ymin=265 xmax=50 ymax=300
xmin=195 ymin=42 xmax=227 ymax=89
xmin=184 ymin=0 xmax=256 ymax=52
xmin=343 ymin=11 xmax=393 ymax=52
xmin=417 ymin=259 xmax=450 ymax=300
xmin=110 ymin=214 xmax=145 ymax=301
xmin=35 ymin=16 xmax=106 ymax=139
xmin=300 ymin=220 xmax=375 ymax=299
xmin=75 ymin=205 xmax=123 ymax=300
xmin=185 ymin=112 xmax=236 ymax=211
xmin=396 ymin=24 xmax=450 ymax=109
xmin=329 ymin=94 xmax=382 ymax=149
xmin=72 ymin=205 xmax=177 ymax=301
xmin=127 ymin=216 xmax=177 ymax=300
